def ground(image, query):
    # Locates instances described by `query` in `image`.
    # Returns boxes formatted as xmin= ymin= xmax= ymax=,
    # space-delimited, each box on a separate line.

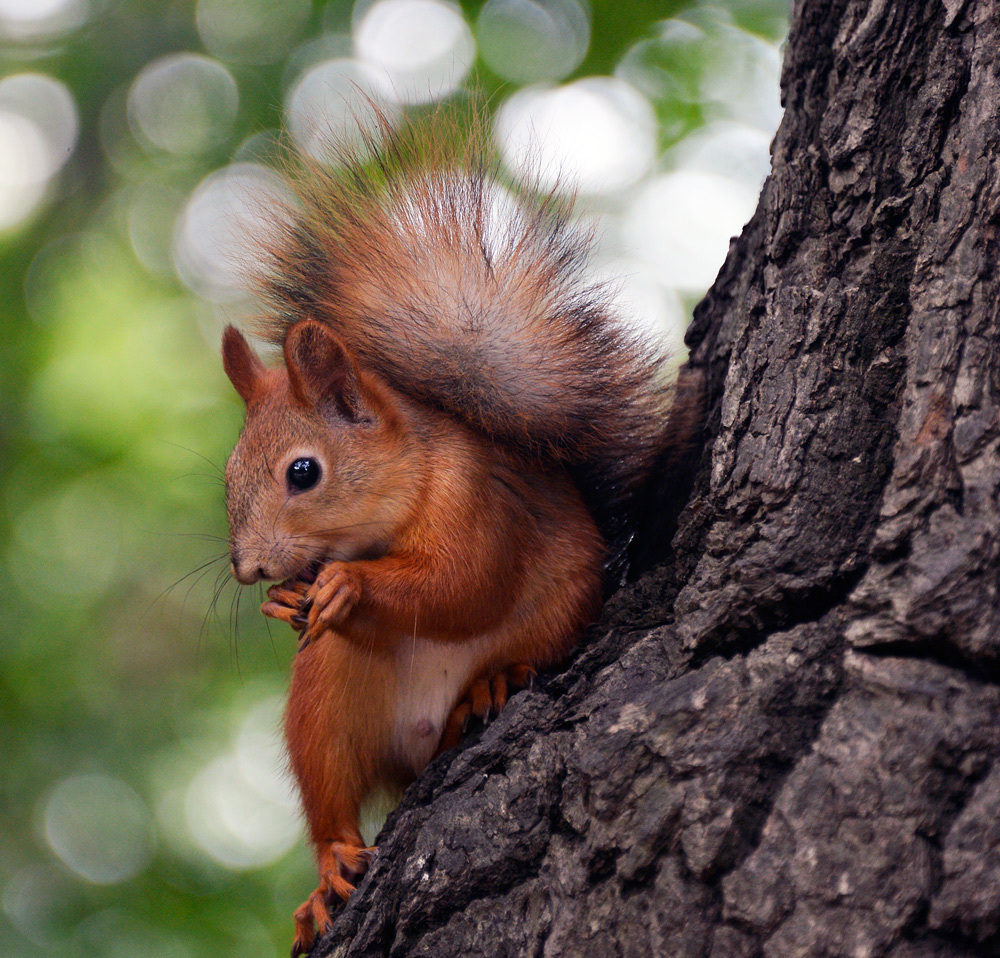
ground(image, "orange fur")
xmin=224 ymin=321 xmax=603 ymax=954
xmin=221 ymin=110 xmax=674 ymax=955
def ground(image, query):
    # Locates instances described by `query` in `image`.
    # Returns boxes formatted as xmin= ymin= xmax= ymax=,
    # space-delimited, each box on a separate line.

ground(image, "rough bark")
xmin=314 ymin=1 xmax=1000 ymax=955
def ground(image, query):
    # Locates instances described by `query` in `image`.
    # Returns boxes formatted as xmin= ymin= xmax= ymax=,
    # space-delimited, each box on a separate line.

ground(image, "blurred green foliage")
xmin=0 ymin=1 xmax=787 ymax=955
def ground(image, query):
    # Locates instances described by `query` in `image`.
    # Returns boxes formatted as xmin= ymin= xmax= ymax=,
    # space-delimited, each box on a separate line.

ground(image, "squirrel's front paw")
xmin=307 ymin=563 xmax=362 ymax=631
xmin=261 ymin=579 xmax=310 ymax=631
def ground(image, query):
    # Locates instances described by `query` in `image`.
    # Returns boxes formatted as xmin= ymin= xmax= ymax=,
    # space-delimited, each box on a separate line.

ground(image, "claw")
xmin=262 ymin=578 xmax=312 ymax=635
xmin=306 ymin=563 xmax=361 ymax=632
xmin=289 ymin=841 xmax=375 ymax=955
xmin=436 ymin=664 xmax=537 ymax=755
xmin=507 ymin=664 xmax=537 ymax=691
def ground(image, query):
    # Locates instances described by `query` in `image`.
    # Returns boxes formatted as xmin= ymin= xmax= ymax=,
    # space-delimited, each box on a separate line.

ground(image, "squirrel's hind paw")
xmin=468 ymin=664 xmax=537 ymax=722
xmin=291 ymin=889 xmax=331 ymax=957
xmin=290 ymin=842 xmax=376 ymax=956
xmin=326 ymin=840 xmax=376 ymax=890
xmin=436 ymin=664 xmax=538 ymax=755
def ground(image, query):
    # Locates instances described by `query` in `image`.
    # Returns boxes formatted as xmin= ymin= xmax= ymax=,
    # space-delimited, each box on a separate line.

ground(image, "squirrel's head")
xmin=222 ymin=320 xmax=418 ymax=585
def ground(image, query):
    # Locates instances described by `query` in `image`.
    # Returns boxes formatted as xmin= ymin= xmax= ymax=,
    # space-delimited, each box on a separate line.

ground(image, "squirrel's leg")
xmin=291 ymin=831 xmax=375 ymax=956
xmin=288 ymin=776 xmax=374 ymax=955
xmin=306 ymin=553 xmax=517 ymax=641
xmin=286 ymin=639 xmax=387 ymax=956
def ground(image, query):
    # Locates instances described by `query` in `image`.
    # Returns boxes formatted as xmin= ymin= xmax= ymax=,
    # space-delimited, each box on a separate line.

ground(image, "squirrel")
xmin=220 ymin=111 xmax=677 ymax=956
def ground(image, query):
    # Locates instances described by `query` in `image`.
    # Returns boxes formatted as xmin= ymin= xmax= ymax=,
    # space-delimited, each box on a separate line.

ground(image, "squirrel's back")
xmin=256 ymin=110 xmax=673 ymax=556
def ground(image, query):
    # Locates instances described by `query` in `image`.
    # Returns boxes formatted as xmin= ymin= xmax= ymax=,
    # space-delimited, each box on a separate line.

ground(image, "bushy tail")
xmin=256 ymin=109 xmax=673 ymax=554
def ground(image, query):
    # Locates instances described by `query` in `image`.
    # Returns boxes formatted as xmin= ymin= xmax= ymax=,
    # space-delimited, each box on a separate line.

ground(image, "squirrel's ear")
xmin=222 ymin=326 xmax=266 ymax=404
xmin=284 ymin=320 xmax=364 ymax=420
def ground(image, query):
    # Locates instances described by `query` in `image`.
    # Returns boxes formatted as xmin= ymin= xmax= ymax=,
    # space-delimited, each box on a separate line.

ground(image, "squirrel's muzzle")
xmin=230 ymin=548 xmax=266 ymax=585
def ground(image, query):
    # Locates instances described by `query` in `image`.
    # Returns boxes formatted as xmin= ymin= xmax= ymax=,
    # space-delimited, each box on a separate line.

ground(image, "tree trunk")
xmin=315 ymin=1 xmax=1000 ymax=954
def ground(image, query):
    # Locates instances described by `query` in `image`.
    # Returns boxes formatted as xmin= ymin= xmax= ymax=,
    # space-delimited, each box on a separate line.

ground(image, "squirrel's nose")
xmin=230 ymin=548 xmax=264 ymax=585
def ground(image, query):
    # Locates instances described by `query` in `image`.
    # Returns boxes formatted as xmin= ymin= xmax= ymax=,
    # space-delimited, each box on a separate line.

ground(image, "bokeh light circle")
xmin=285 ymin=58 xmax=396 ymax=163
xmin=128 ymin=53 xmax=239 ymax=156
xmin=235 ymin=697 xmax=300 ymax=807
xmin=700 ymin=22 xmax=783 ymax=132
xmin=496 ymin=77 xmax=656 ymax=194
xmin=0 ymin=0 xmax=88 ymax=40
xmin=354 ymin=0 xmax=475 ymax=104
xmin=184 ymin=698 xmax=301 ymax=870
xmin=0 ymin=74 xmax=78 ymax=228
xmin=623 ymin=170 xmax=759 ymax=293
xmin=11 ymin=477 xmax=121 ymax=599
xmin=477 ymin=0 xmax=589 ymax=84
xmin=173 ymin=162 xmax=294 ymax=302
xmin=196 ymin=0 xmax=312 ymax=65
xmin=671 ymin=120 xmax=773 ymax=194
xmin=2 ymin=864 xmax=70 ymax=947
xmin=591 ymin=258 xmax=687 ymax=355
xmin=126 ymin=180 xmax=187 ymax=275
xmin=0 ymin=73 xmax=78 ymax=174
xmin=43 ymin=774 xmax=155 ymax=884
xmin=0 ymin=112 xmax=50 ymax=229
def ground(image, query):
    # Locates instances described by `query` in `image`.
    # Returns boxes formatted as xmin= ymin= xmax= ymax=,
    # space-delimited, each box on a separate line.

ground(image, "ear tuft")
xmin=284 ymin=320 xmax=364 ymax=420
xmin=222 ymin=326 xmax=266 ymax=404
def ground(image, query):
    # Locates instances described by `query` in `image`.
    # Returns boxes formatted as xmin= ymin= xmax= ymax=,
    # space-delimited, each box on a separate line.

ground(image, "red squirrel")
xmin=220 ymin=114 xmax=673 ymax=955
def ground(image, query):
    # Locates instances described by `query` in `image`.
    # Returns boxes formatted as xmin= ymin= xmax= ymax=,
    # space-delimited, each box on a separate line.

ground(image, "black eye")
xmin=287 ymin=458 xmax=321 ymax=492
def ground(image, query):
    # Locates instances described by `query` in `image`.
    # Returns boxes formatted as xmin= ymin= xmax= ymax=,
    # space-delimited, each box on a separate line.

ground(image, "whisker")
xmin=149 ymin=531 xmax=230 ymax=544
xmin=285 ymin=520 xmax=390 ymax=540
xmin=229 ymin=578 xmax=243 ymax=679
xmin=259 ymin=583 xmax=281 ymax=666
xmin=182 ymin=557 xmax=230 ymax=611
xmin=271 ymin=493 xmax=291 ymax=541
xmin=409 ymin=609 xmax=418 ymax=686
xmin=177 ymin=473 xmax=227 ymax=487
xmin=144 ymin=552 xmax=229 ymax=620
xmin=263 ymin=446 xmax=277 ymax=485
xmin=157 ymin=439 xmax=226 ymax=478
xmin=201 ymin=567 xmax=234 ymax=653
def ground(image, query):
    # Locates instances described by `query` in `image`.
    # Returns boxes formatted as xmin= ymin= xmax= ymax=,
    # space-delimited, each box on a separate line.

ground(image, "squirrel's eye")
xmin=287 ymin=458 xmax=321 ymax=492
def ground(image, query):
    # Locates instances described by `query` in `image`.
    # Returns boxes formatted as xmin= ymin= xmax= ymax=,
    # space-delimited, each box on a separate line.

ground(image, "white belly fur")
xmin=390 ymin=633 xmax=494 ymax=776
